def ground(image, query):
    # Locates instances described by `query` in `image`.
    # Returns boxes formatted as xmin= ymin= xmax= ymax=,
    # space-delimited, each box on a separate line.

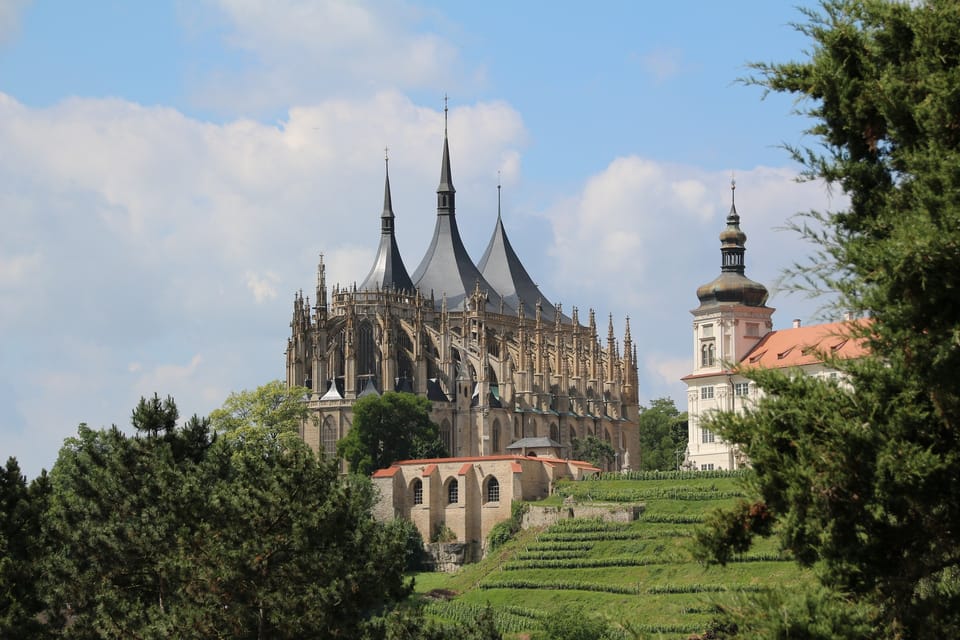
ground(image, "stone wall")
xmin=422 ymin=542 xmax=480 ymax=572
xmin=521 ymin=503 xmax=643 ymax=529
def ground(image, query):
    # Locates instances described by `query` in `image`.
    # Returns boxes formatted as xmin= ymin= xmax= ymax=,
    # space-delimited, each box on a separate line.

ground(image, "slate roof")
xmin=478 ymin=204 xmax=566 ymax=323
xmin=506 ymin=437 xmax=562 ymax=450
xmin=411 ymin=130 xmax=506 ymax=313
xmin=359 ymin=160 xmax=414 ymax=292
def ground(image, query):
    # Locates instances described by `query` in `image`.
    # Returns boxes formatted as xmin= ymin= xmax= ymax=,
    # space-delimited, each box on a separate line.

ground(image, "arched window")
xmin=701 ymin=342 xmax=715 ymax=367
xmin=550 ymin=423 xmax=560 ymax=443
xmin=411 ymin=478 xmax=423 ymax=505
xmin=486 ymin=477 xmax=500 ymax=503
xmin=447 ymin=479 xmax=459 ymax=504
xmin=321 ymin=417 xmax=337 ymax=459
xmin=514 ymin=417 xmax=521 ymax=439
xmin=492 ymin=419 xmax=501 ymax=453
xmin=569 ymin=426 xmax=577 ymax=445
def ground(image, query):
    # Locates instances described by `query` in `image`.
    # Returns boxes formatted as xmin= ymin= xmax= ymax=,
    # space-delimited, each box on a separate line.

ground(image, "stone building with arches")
xmin=371 ymin=455 xmax=600 ymax=559
xmin=286 ymin=115 xmax=639 ymax=471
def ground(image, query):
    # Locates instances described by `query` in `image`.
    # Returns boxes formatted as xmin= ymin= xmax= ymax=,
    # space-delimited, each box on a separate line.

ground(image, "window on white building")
xmin=701 ymin=342 xmax=716 ymax=367
xmin=701 ymin=428 xmax=715 ymax=443
xmin=701 ymin=386 xmax=714 ymax=400
xmin=701 ymin=463 xmax=715 ymax=471
xmin=734 ymin=382 xmax=749 ymax=397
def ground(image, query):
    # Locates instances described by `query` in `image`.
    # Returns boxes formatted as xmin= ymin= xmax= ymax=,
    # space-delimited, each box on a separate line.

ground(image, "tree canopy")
xmin=636 ymin=398 xmax=687 ymax=471
xmin=337 ymin=391 xmax=445 ymax=475
xmin=699 ymin=1 xmax=960 ymax=637
xmin=209 ymin=379 xmax=311 ymax=434
xmin=570 ymin=435 xmax=616 ymax=470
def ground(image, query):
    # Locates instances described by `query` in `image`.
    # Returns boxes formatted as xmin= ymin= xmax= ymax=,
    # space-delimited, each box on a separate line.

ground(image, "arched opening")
xmin=485 ymin=476 xmax=500 ymax=503
xmin=357 ymin=320 xmax=378 ymax=385
xmin=550 ymin=423 xmax=560 ymax=443
xmin=411 ymin=478 xmax=423 ymax=506
xmin=447 ymin=478 xmax=459 ymax=505
xmin=492 ymin=419 xmax=501 ymax=453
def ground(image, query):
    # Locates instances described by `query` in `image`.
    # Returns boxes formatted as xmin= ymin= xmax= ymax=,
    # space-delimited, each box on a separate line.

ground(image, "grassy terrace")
xmin=412 ymin=471 xmax=810 ymax=639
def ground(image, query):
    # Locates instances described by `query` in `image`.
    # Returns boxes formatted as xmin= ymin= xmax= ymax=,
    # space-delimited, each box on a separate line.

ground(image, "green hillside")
xmin=413 ymin=471 xmax=810 ymax=639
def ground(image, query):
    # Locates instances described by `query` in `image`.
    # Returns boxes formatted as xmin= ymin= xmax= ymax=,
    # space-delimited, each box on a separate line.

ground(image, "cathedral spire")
xmin=381 ymin=148 xmax=395 ymax=233
xmin=437 ymin=95 xmax=455 ymax=214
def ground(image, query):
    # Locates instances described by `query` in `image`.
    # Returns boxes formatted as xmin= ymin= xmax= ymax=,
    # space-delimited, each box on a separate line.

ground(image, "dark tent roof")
xmin=359 ymin=159 xmax=414 ymax=292
xmin=478 ymin=205 xmax=565 ymax=323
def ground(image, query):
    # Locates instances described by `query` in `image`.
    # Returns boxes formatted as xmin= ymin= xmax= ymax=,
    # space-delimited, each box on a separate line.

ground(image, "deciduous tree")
xmin=636 ymin=397 xmax=687 ymax=471
xmin=209 ymin=380 xmax=310 ymax=434
xmin=337 ymin=392 xmax=445 ymax=475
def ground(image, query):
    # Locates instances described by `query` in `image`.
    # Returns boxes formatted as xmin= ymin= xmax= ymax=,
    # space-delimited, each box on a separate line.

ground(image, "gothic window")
xmin=550 ymin=423 xmax=559 ymax=443
xmin=357 ymin=321 xmax=377 ymax=382
xmin=514 ymin=417 xmax=521 ymax=439
xmin=321 ymin=417 xmax=337 ymax=459
xmin=440 ymin=419 xmax=453 ymax=455
xmin=492 ymin=419 xmax=501 ymax=453
xmin=411 ymin=479 xmax=423 ymax=505
xmin=447 ymin=479 xmax=459 ymax=504
xmin=701 ymin=386 xmax=715 ymax=400
xmin=486 ymin=477 xmax=500 ymax=503
xmin=569 ymin=426 xmax=577 ymax=444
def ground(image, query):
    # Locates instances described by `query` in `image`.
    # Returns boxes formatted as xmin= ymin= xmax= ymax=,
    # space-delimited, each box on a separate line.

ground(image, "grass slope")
xmin=414 ymin=471 xmax=810 ymax=639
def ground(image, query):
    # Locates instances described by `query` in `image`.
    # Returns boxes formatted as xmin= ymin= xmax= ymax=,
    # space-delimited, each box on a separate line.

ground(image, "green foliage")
xmin=695 ymin=501 xmax=774 ymax=566
xmin=637 ymin=397 xmax=688 ymax=471
xmin=338 ymin=391 xmax=445 ymax=475
xmin=699 ymin=1 xmax=960 ymax=635
xmin=571 ymin=435 xmax=616 ymax=469
xmin=533 ymin=605 xmax=619 ymax=640
xmin=0 ymin=458 xmax=50 ymax=639
xmin=432 ymin=521 xmax=457 ymax=543
xmin=41 ymin=394 xmax=411 ymax=639
xmin=487 ymin=501 xmax=528 ymax=551
xmin=389 ymin=517 xmax=426 ymax=572
xmin=131 ymin=392 xmax=179 ymax=437
xmin=209 ymin=379 xmax=310 ymax=434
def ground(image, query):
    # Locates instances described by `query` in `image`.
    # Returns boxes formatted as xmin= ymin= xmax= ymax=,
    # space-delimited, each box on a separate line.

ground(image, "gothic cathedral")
xmin=286 ymin=114 xmax=639 ymax=471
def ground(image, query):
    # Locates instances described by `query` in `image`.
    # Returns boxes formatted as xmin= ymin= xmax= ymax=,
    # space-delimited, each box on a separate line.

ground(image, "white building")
xmin=683 ymin=182 xmax=867 ymax=470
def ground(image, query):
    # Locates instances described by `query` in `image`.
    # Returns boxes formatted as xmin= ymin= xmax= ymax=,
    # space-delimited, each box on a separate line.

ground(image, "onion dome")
xmin=696 ymin=180 xmax=769 ymax=308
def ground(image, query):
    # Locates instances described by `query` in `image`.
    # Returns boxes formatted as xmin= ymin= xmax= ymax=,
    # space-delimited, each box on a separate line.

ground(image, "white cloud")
xmin=246 ymin=270 xmax=280 ymax=303
xmin=0 ymin=0 xmax=30 ymax=45
xmin=0 ymin=89 xmax=525 ymax=477
xmin=188 ymin=0 xmax=469 ymax=114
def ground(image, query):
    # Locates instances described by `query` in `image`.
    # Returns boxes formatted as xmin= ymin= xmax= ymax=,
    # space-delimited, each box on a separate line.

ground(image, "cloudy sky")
xmin=1 ymin=1 xmax=843 ymax=477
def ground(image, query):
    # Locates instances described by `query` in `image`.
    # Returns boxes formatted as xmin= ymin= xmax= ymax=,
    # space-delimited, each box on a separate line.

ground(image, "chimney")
xmin=792 ymin=319 xmax=801 ymax=329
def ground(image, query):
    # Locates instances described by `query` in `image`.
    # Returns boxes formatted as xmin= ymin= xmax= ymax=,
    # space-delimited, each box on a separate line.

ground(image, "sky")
xmin=0 ymin=0 xmax=845 ymax=478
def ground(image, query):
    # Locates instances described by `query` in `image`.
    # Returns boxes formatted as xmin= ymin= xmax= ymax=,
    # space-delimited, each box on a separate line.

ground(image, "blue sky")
xmin=0 ymin=1 xmax=841 ymax=477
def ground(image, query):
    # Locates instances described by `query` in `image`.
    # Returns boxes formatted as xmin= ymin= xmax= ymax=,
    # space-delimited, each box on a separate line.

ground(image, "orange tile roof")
xmin=458 ymin=462 xmax=472 ymax=476
xmin=421 ymin=463 xmax=437 ymax=477
xmin=741 ymin=319 xmax=870 ymax=370
xmin=510 ymin=461 xmax=523 ymax=473
xmin=371 ymin=466 xmax=400 ymax=478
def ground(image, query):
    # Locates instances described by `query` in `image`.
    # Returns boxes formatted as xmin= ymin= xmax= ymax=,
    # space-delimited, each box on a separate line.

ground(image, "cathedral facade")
xmin=286 ymin=117 xmax=639 ymax=471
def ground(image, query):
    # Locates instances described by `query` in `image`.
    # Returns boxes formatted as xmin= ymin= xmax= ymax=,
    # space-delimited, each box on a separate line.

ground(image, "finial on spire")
xmin=385 ymin=146 xmax=389 ymax=162
xmin=443 ymin=94 xmax=448 ymax=135
xmin=497 ymin=172 xmax=502 ymax=218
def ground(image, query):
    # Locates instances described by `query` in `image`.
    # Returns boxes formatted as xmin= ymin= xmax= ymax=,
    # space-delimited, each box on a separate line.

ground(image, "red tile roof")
xmin=741 ymin=319 xmax=870 ymax=370
xmin=421 ymin=463 xmax=437 ymax=477
xmin=457 ymin=462 xmax=472 ymax=476
xmin=371 ymin=466 xmax=400 ymax=478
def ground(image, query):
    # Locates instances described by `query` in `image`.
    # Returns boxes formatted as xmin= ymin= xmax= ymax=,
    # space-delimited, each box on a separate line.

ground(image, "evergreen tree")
xmin=699 ymin=1 xmax=960 ymax=636
xmin=0 ymin=458 xmax=50 ymax=639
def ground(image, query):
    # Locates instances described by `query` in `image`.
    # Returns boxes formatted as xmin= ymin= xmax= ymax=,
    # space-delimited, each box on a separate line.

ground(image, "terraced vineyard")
xmin=414 ymin=471 xmax=810 ymax=639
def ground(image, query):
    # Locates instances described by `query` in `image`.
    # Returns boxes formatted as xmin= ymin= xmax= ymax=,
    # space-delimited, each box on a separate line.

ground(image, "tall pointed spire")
xmin=412 ymin=97 xmax=502 ymax=313
xmin=478 ymin=180 xmax=563 ymax=322
xmin=437 ymin=95 xmax=455 ymax=214
xmin=381 ymin=148 xmax=395 ymax=232
xmin=359 ymin=150 xmax=414 ymax=292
